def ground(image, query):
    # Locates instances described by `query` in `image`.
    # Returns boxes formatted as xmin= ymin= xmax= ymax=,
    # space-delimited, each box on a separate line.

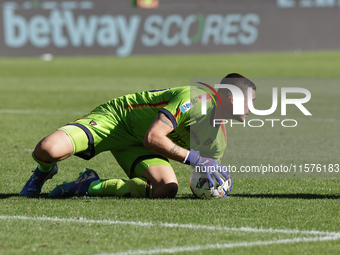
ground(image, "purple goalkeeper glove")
xmin=184 ymin=149 xmax=232 ymax=189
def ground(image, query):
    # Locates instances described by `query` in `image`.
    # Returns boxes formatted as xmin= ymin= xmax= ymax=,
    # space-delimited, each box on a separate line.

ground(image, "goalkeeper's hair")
xmin=220 ymin=73 xmax=256 ymax=93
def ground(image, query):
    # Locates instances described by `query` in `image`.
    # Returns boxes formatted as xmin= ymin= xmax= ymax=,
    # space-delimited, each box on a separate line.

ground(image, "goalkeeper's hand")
xmin=184 ymin=149 xmax=233 ymax=190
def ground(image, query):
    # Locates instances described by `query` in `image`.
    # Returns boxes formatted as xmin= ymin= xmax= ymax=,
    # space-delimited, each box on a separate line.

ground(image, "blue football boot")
xmin=20 ymin=164 xmax=58 ymax=196
xmin=49 ymin=168 xmax=100 ymax=198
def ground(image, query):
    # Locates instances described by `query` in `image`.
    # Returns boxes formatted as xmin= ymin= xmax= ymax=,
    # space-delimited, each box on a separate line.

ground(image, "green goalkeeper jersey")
xmin=84 ymin=86 xmax=227 ymax=162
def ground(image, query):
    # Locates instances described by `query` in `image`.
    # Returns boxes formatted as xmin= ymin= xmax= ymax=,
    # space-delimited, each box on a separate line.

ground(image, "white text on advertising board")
xmin=3 ymin=3 xmax=260 ymax=56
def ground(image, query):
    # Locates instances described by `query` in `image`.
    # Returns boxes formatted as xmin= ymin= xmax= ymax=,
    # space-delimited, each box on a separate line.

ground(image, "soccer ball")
xmin=190 ymin=171 xmax=232 ymax=198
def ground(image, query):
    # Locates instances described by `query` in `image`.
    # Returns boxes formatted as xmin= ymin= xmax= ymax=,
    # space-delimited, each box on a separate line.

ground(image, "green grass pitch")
xmin=0 ymin=51 xmax=339 ymax=255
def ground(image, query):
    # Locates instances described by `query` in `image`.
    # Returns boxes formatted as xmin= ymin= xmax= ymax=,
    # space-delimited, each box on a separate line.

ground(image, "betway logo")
xmin=3 ymin=9 xmax=139 ymax=56
xmin=2 ymin=8 xmax=260 ymax=56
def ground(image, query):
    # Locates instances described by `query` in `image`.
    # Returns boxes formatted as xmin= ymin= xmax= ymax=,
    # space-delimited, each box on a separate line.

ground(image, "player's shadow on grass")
xmin=0 ymin=193 xmax=205 ymax=200
xmin=1 ymin=193 xmax=339 ymax=199
xmin=231 ymin=193 xmax=340 ymax=199
xmin=0 ymin=193 xmax=50 ymax=199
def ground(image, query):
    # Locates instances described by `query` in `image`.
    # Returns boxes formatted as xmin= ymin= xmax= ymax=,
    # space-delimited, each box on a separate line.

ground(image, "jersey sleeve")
xmin=159 ymin=87 xmax=192 ymax=129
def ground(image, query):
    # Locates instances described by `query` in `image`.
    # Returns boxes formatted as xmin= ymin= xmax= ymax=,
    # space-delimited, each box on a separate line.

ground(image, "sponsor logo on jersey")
xmin=179 ymin=100 xmax=193 ymax=113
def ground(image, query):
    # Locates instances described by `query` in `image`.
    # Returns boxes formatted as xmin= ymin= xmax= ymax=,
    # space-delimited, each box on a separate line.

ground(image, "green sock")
xmin=88 ymin=177 xmax=152 ymax=198
xmin=88 ymin=180 xmax=103 ymax=195
xmin=38 ymin=164 xmax=53 ymax=173
xmin=32 ymin=152 xmax=55 ymax=173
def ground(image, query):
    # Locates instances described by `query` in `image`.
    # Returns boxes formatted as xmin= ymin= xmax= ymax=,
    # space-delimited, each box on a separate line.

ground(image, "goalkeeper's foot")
xmin=20 ymin=164 xmax=58 ymax=196
xmin=49 ymin=168 xmax=100 ymax=198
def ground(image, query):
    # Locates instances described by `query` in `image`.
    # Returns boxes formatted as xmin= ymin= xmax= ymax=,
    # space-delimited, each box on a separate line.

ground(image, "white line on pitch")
xmin=98 ymin=234 xmax=340 ymax=255
xmin=0 ymin=215 xmax=338 ymax=237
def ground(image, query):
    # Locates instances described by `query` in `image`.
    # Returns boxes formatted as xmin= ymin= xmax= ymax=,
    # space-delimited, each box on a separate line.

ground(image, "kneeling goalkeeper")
xmin=20 ymin=73 xmax=256 ymax=198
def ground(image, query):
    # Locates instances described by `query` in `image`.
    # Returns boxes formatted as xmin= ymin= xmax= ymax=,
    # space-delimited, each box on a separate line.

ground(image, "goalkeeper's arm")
xmin=144 ymin=112 xmax=188 ymax=162
xmin=144 ymin=112 xmax=231 ymax=188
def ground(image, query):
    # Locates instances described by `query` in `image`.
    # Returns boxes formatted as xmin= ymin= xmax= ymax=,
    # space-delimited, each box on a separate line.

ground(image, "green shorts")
xmin=58 ymin=116 xmax=171 ymax=178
